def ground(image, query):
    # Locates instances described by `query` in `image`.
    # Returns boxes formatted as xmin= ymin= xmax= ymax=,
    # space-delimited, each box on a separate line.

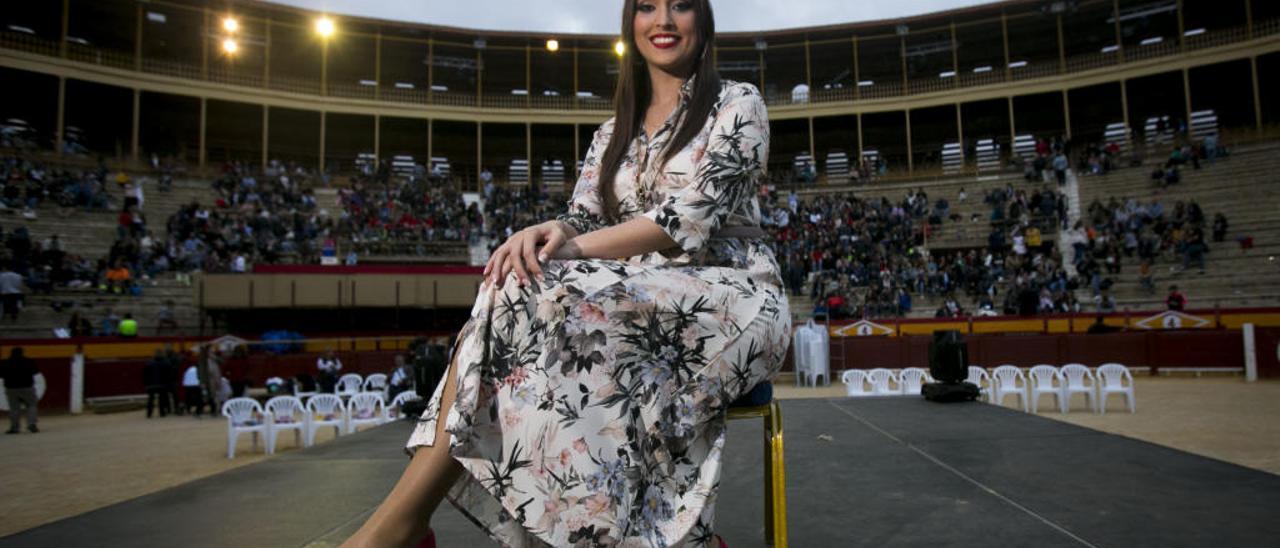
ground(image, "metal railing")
xmin=0 ymin=19 xmax=1276 ymax=113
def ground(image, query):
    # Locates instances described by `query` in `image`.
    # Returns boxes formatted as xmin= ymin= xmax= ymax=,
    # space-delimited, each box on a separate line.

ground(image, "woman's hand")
xmin=484 ymin=221 xmax=576 ymax=289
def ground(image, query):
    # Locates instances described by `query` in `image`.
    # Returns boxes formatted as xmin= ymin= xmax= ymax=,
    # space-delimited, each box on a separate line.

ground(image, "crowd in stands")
xmin=764 ymin=179 xmax=1071 ymax=319
xmin=336 ymin=160 xmax=483 ymax=257
xmin=482 ymin=180 xmax=568 ymax=247
xmin=0 ymin=121 xmax=1239 ymax=334
xmin=1 ymin=155 xmax=116 ymax=216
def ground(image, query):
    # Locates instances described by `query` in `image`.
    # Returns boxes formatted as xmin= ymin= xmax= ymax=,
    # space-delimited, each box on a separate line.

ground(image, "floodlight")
xmin=315 ymin=17 xmax=335 ymax=38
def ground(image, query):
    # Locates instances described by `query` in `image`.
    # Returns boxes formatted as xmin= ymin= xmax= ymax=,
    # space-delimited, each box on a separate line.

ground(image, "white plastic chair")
xmin=347 ymin=393 xmax=386 ymax=433
xmin=1059 ymin=364 xmax=1098 ymax=413
xmin=386 ymin=391 xmax=422 ymax=421
xmin=1097 ymin=363 xmax=1136 ymax=414
xmin=221 ymin=397 xmax=267 ymax=459
xmin=991 ymin=365 xmax=1029 ymax=412
xmin=264 ymin=396 xmax=305 ymax=454
xmin=841 ymin=370 xmax=873 ymax=397
xmin=1027 ymin=365 xmax=1063 ymax=414
xmin=966 ymin=366 xmax=992 ymax=402
xmin=305 ymin=394 xmax=346 ymax=446
xmin=866 ymin=368 xmax=897 ymax=395
xmin=335 ymin=373 xmax=363 ymax=397
xmin=363 ymin=373 xmax=388 ymax=393
xmin=898 ymin=368 xmax=929 ymax=396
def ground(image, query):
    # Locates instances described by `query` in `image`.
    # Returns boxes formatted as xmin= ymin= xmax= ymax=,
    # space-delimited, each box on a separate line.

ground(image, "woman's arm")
xmin=548 ymin=217 xmax=676 ymax=261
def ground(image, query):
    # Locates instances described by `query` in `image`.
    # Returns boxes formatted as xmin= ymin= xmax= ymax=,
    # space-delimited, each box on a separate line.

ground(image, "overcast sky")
xmin=265 ymin=0 xmax=997 ymax=34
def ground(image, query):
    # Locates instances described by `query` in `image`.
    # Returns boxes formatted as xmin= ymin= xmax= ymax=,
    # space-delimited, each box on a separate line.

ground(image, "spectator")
xmin=143 ymin=350 xmax=170 ymax=418
xmin=1096 ymin=290 xmax=1117 ymax=314
xmin=164 ymin=346 xmax=185 ymax=416
xmin=182 ymin=361 xmax=204 ymax=417
xmin=99 ymin=308 xmax=120 ymax=337
xmin=2 ymin=347 xmax=40 ymax=433
xmin=0 ymin=260 xmax=24 ymax=321
xmin=388 ymin=354 xmax=415 ymax=401
xmin=317 ymin=349 xmax=342 ymax=393
xmin=67 ymin=311 xmax=93 ymax=337
xmin=156 ymin=300 xmax=179 ymax=333
xmin=118 ymin=313 xmax=139 ymax=338
xmin=1181 ymin=227 xmax=1207 ymax=275
xmin=198 ymin=348 xmax=222 ymax=417
xmin=1051 ymin=152 xmax=1069 ymax=186
xmin=1166 ymin=285 xmax=1187 ymax=311
xmin=1212 ymin=213 xmax=1228 ymax=243
xmin=104 ymin=260 xmax=132 ymax=294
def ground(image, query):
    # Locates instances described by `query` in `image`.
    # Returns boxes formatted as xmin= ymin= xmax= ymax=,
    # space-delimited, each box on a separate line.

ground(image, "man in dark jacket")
xmin=143 ymin=350 xmax=170 ymax=418
xmin=3 ymin=347 xmax=40 ymax=433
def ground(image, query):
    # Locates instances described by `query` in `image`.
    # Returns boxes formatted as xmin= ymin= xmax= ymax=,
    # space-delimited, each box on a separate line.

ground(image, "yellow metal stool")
xmin=727 ymin=388 xmax=787 ymax=546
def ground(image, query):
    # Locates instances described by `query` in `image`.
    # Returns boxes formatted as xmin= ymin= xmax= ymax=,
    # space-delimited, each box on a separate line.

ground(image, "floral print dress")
xmin=407 ymin=79 xmax=791 ymax=547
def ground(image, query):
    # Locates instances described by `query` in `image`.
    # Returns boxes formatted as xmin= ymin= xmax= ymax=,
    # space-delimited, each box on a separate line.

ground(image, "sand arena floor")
xmin=1 ymin=375 xmax=1277 ymax=538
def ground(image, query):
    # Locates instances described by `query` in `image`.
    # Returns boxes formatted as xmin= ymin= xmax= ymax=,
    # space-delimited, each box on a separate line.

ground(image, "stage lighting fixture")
xmin=546 ymin=39 xmax=560 ymax=52
xmin=222 ymin=38 xmax=238 ymax=54
xmin=222 ymin=17 xmax=239 ymax=34
xmin=315 ymin=16 xmax=335 ymax=38
xmin=614 ymin=40 xmax=626 ymax=57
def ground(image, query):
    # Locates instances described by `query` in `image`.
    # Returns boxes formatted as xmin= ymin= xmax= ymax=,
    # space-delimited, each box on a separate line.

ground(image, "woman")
xmin=346 ymin=0 xmax=789 ymax=545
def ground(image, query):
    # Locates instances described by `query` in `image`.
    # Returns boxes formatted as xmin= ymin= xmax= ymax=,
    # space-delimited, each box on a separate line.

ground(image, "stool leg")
xmin=769 ymin=401 xmax=788 ymax=548
xmin=762 ymin=412 xmax=773 ymax=544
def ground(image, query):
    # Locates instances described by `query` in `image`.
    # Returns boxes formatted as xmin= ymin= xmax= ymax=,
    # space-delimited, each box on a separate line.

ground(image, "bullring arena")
xmin=2 ymin=0 xmax=1280 ymax=546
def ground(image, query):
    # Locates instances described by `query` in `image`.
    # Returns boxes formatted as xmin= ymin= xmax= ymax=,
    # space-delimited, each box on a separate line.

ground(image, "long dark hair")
xmin=598 ymin=0 xmax=721 ymax=221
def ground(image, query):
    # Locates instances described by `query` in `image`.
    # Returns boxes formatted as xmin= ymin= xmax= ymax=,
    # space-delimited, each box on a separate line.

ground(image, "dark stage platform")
xmin=5 ymin=398 xmax=1280 ymax=547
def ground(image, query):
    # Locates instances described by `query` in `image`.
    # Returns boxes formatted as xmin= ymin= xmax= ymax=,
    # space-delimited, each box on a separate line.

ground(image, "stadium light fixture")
xmin=146 ymin=12 xmax=167 ymax=24
xmin=222 ymin=38 xmax=239 ymax=55
xmin=857 ymin=80 xmax=874 ymax=87
xmin=222 ymin=17 xmax=239 ymax=34
xmin=1140 ymin=37 xmax=1163 ymax=46
xmin=1184 ymin=28 xmax=1206 ymax=37
xmin=546 ymin=39 xmax=560 ymax=52
xmin=315 ymin=16 xmax=335 ymax=38
xmin=939 ymin=71 xmax=956 ymax=78
xmin=615 ymin=40 xmax=626 ymax=57
xmin=973 ymin=65 xmax=993 ymax=73
xmin=1008 ymin=60 xmax=1028 ymax=69
xmin=1101 ymin=44 xmax=1120 ymax=53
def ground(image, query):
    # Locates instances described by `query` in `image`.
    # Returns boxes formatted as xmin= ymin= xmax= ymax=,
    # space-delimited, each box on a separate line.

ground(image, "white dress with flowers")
xmin=407 ymin=80 xmax=790 ymax=547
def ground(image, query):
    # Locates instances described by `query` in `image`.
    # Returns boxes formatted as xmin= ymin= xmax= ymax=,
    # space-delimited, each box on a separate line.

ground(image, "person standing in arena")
xmin=3 ymin=348 xmax=40 ymax=433
xmin=345 ymin=1 xmax=789 ymax=546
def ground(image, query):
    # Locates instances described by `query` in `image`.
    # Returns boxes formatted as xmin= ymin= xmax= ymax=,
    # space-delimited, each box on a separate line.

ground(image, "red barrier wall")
xmin=1257 ymin=328 xmax=1280 ymax=378
xmin=21 ymin=328 xmax=1274 ymax=412
xmin=29 ymin=350 xmax=407 ymax=410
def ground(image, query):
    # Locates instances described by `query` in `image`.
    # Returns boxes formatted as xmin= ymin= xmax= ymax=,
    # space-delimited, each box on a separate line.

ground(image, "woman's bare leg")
xmin=343 ymin=355 xmax=465 ymax=548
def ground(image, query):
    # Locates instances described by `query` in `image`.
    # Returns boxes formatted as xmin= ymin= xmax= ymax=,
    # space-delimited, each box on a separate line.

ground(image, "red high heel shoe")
xmin=413 ymin=528 xmax=436 ymax=548
xmin=716 ymin=534 xmax=727 ymax=548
